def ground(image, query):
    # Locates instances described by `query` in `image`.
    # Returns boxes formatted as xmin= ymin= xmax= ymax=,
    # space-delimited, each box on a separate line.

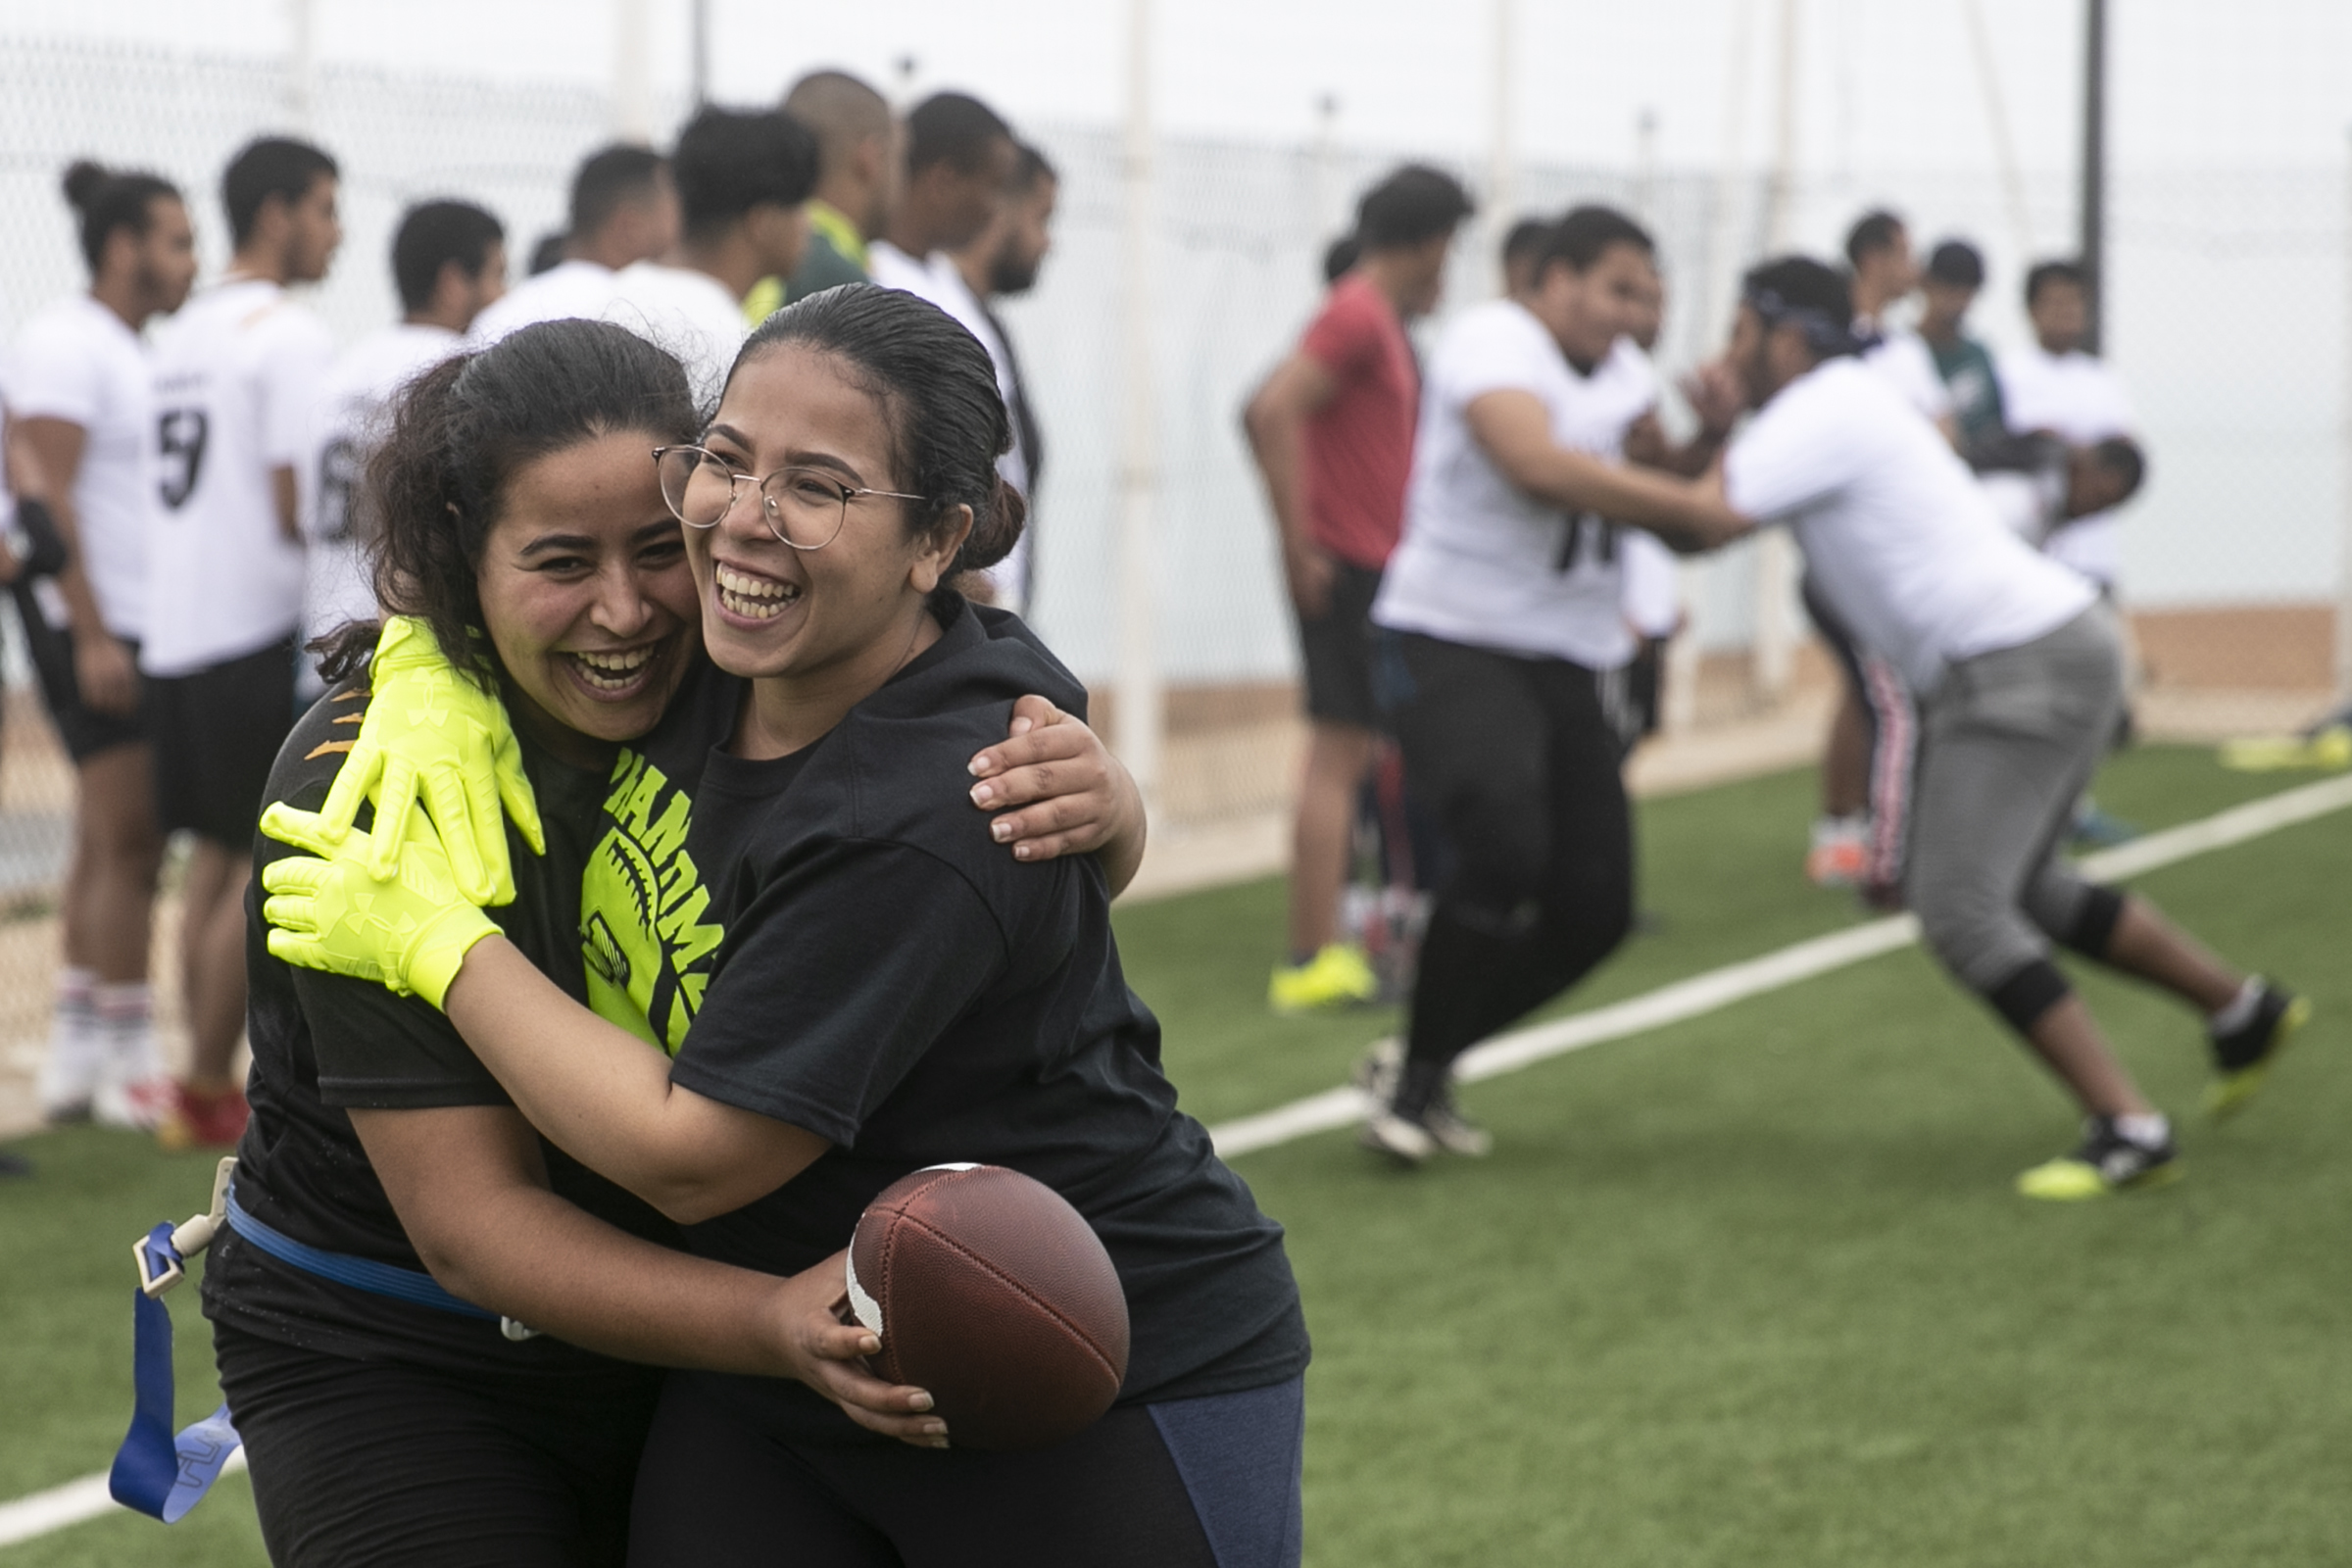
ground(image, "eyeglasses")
xmin=653 ymin=445 xmax=928 ymax=552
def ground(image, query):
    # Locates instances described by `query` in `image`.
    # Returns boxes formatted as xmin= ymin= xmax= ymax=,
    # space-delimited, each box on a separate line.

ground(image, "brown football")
xmin=846 ymin=1163 xmax=1130 ymax=1451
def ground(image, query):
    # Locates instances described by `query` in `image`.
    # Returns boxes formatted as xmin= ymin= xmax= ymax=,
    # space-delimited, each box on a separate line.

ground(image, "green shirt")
xmin=1930 ymin=333 xmax=2006 ymax=451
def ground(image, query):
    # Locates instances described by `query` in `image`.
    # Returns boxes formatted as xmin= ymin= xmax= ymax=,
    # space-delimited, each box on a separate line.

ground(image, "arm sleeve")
xmin=1723 ymin=385 xmax=1857 ymax=522
xmin=7 ymin=318 xmax=100 ymax=425
xmin=669 ymin=840 xmax=1008 ymax=1146
xmin=260 ymin=315 xmax=336 ymax=468
xmin=1299 ymin=289 xmax=1380 ymax=381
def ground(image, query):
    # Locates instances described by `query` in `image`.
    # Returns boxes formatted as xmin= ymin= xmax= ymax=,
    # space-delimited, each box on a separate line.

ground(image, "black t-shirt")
xmin=585 ymin=599 xmax=1310 ymax=1441
xmin=201 ymin=675 xmax=680 ymax=1383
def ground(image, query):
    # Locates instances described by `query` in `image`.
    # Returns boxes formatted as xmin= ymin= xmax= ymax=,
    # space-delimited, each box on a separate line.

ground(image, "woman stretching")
xmin=263 ymin=287 xmax=1311 ymax=1565
xmin=207 ymin=317 xmax=1146 ymax=1566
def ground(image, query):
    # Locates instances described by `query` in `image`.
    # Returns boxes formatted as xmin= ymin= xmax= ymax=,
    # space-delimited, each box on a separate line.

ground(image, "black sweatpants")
xmin=215 ymin=1320 xmax=663 ymax=1568
xmin=1380 ymin=632 xmax=1634 ymax=1093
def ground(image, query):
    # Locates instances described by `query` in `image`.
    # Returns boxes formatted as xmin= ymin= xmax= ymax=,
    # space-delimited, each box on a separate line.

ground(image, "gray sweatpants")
xmin=1905 ymin=605 xmax=2126 ymax=1000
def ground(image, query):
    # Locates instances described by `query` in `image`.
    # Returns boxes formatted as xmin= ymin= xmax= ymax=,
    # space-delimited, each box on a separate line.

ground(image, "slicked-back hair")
xmin=1355 ymin=165 xmax=1474 ymax=251
xmin=671 ymin=108 xmax=820 ymax=238
xmin=392 ymin=200 xmax=505 ymax=313
xmin=2026 ymin=259 xmax=2089 ymax=308
xmin=1535 ymin=205 xmax=1652 ymax=279
xmin=905 ymin=92 xmax=1013 ymax=178
xmin=783 ymin=69 xmax=893 ymax=178
xmin=60 ymin=161 xmax=180 ymax=274
xmin=730 ymin=284 xmax=1024 ymax=579
xmin=1843 ymin=209 xmax=1905 ymax=269
xmin=223 ymin=136 xmax=337 ymax=246
xmin=569 ymin=144 xmax=667 ymax=237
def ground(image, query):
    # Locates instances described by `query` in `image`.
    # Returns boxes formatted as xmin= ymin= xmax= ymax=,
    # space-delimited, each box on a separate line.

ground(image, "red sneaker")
xmin=157 ymin=1083 xmax=250 ymax=1152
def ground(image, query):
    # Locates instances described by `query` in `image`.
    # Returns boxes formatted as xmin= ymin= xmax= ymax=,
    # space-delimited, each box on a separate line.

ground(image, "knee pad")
xmin=2056 ymin=885 xmax=2127 ymax=960
xmin=1986 ymin=958 xmax=2074 ymax=1036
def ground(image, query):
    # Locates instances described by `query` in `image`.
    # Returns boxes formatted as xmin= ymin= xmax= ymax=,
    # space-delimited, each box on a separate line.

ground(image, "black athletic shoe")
xmin=2016 ymin=1116 xmax=2180 ymax=1200
xmin=2207 ymin=981 xmax=2310 ymax=1120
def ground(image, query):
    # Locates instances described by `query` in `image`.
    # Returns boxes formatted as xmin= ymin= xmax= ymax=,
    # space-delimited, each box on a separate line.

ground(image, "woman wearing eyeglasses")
xmin=254 ymin=290 xmax=1310 ymax=1566
xmin=202 ymin=316 xmax=1151 ymax=1568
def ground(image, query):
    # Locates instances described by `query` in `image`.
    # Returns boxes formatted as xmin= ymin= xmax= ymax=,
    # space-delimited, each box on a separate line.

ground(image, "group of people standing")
xmin=1250 ymin=172 xmax=2302 ymax=1197
xmin=7 ymin=68 xmax=1061 ymax=1159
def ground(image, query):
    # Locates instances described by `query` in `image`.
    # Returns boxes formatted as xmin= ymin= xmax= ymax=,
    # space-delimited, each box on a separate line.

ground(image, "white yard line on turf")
xmin=1207 ymin=771 xmax=2352 ymax=1159
xmin=5 ymin=772 xmax=2350 ymax=1552
xmin=0 ymin=1447 xmax=246 ymax=1548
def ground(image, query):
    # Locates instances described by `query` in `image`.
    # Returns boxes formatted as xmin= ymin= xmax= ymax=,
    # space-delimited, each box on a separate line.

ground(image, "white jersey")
xmin=143 ymin=277 xmax=332 ymax=677
xmin=467 ymin=259 xmax=619 ymax=346
xmin=868 ymin=241 xmax=1033 ymax=612
xmin=605 ymin=262 xmax=747 ymax=407
xmin=1996 ymin=344 xmax=2134 ymax=586
xmin=300 ymin=322 xmax=461 ymax=678
xmin=1724 ymin=355 xmax=2094 ymax=694
xmin=1863 ymin=328 xmax=1955 ymax=424
xmin=6 ymin=294 xmax=157 ymax=639
xmin=1375 ymin=303 xmax=1655 ymax=668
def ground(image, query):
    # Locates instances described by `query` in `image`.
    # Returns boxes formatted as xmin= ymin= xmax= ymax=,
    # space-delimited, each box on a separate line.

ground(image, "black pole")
xmin=2080 ymin=0 xmax=2106 ymax=354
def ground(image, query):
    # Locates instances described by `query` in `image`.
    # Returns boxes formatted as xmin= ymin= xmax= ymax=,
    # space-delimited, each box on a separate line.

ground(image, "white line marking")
xmin=0 ymin=1447 xmax=246 ymax=1547
xmin=7 ymin=774 xmax=2350 ymax=1547
xmin=1209 ymin=772 xmax=2352 ymax=1159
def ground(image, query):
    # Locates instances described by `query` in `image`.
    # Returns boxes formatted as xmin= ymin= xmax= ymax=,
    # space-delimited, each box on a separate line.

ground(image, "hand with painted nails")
xmin=315 ymin=616 xmax=546 ymax=908
xmin=776 ymin=1250 xmax=949 ymax=1448
xmin=966 ymin=695 xmax=1148 ymax=895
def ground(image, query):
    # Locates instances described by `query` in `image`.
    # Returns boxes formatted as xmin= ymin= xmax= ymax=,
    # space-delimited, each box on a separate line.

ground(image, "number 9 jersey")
xmin=142 ymin=277 xmax=334 ymax=679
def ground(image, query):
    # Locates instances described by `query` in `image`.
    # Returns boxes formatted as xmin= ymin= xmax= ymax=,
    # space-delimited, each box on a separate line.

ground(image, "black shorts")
xmin=1296 ymin=561 xmax=1384 ymax=729
xmin=147 ymin=635 xmax=298 ymax=847
xmin=628 ymin=1371 xmax=1304 ymax=1568
xmin=9 ymin=583 xmax=148 ymax=761
xmin=215 ymin=1320 xmax=663 ymax=1568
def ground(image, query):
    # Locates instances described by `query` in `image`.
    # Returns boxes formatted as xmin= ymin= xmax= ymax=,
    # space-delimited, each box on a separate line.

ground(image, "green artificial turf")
xmin=0 ymin=745 xmax=2336 ymax=1564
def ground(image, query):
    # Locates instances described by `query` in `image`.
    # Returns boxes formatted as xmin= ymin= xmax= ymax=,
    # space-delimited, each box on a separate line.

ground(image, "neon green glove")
xmin=315 ymin=616 xmax=544 ymax=908
xmin=260 ymin=799 xmax=500 ymax=1010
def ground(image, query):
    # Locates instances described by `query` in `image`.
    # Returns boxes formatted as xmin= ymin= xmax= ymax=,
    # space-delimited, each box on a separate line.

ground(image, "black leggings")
xmin=215 ymin=1320 xmax=662 ymax=1568
xmin=626 ymin=1374 xmax=1241 ymax=1568
xmin=1381 ymin=633 xmax=1634 ymax=1091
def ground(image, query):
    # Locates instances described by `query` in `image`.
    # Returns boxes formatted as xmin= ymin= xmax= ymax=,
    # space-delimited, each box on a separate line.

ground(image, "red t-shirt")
xmin=1298 ymin=274 xmax=1418 ymax=569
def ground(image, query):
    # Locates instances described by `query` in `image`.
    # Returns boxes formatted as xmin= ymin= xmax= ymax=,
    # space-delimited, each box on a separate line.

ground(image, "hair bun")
xmin=61 ymin=160 xmax=110 ymax=213
xmin=959 ymin=474 xmax=1027 ymax=573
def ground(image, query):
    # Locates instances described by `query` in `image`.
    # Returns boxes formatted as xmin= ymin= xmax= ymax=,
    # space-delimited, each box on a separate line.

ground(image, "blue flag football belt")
xmin=112 ymin=1157 xmax=533 ymax=1525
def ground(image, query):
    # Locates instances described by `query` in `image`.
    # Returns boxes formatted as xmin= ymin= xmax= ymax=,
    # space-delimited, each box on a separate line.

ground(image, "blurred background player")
xmin=1362 ymin=207 xmax=1670 ymax=1160
xmin=946 ymin=141 xmax=1059 ymax=611
xmin=1845 ymin=209 xmax=1954 ymax=433
xmin=1498 ymin=216 xmax=1551 ymax=298
xmin=298 ymin=199 xmax=506 ymax=699
xmin=868 ymin=91 xmax=1017 ymax=300
xmin=1979 ymin=431 xmax=2148 ymax=555
xmin=1998 ymin=260 xmax=2136 ymax=596
xmin=469 ymin=143 xmax=674 ymax=343
xmin=1918 ymin=238 xmax=2006 ymax=456
xmin=7 ymin=162 xmax=197 ymax=1127
xmin=1245 ymin=165 xmax=1471 ymax=1015
xmin=607 ymin=106 xmax=817 ymax=401
xmin=1693 ymin=256 xmax=2299 ymax=1197
xmin=142 ymin=135 xmax=340 ymax=1149
xmin=757 ymin=68 xmax=897 ymax=314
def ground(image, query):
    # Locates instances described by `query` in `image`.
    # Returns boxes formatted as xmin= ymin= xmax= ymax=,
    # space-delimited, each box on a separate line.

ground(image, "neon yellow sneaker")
xmin=2219 ymin=724 xmax=2352 ymax=772
xmin=2017 ymin=1117 xmax=2180 ymax=1200
xmin=1268 ymin=943 xmax=1379 ymax=1014
xmin=2206 ymin=985 xmax=2310 ymax=1120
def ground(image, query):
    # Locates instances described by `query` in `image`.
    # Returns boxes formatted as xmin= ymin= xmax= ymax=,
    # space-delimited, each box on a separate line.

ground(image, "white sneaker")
xmin=93 ymin=1022 xmax=171 ymax=1131
xmin=1422 ymin=1095 xmax=1494 ymax=1157
xmin=1360 ymin=1107 xmax=1436 ymax=1166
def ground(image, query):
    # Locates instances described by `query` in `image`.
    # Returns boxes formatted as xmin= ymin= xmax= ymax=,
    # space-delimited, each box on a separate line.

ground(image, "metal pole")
xmin=1114 ymin=0 xmax=1164 ymax=810
xmin=612 ymin=0 xmax=653 ymax=139
xmin=690 ymin=0 xmax=710 ymax=109
xmin=2336 ymin=126 xmax=2352 ymax=703
xmin=283 ymin=0 xmax=315 ymax=131
xmin=1310 ymin=93 xmax=1341 ymax=245
xmin=1752 ymin=0 xmax=1802 ymax=703
xmin=1487 ymin=0 xmax=1518 ymax=294
xmin=2080 ymin=0 xmax=2106 ymax=354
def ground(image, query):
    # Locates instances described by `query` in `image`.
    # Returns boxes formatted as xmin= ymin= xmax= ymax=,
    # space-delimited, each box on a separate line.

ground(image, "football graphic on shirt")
xmin=847 ymin=1163 xmax=1129 ymax=1451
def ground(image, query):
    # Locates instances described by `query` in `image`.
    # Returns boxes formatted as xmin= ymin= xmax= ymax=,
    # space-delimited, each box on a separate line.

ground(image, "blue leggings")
xmin=626 ymin=1372 xmax=1304 ymax=1568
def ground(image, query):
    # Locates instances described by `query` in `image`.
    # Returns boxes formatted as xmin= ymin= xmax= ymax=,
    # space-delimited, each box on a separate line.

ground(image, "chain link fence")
xmin=0 ymin=34 xmax=2345 ymax=1091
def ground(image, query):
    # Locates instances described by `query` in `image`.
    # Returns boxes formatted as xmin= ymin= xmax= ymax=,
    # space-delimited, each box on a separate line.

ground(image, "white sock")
xmin=2114 ymin=1111 xmax=2171 ymax=1149
xmin=2207 ymin=977 xmax=2264 ymax=1037
xmin=50 ymin=965 xmax=96 ymax=1037
xmin=95 ymin=982 xmax=160 ymax=1080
